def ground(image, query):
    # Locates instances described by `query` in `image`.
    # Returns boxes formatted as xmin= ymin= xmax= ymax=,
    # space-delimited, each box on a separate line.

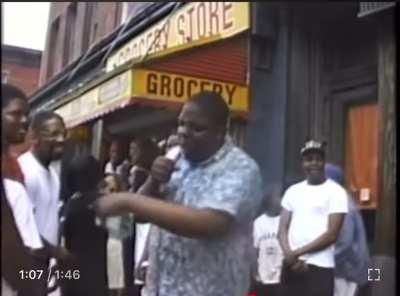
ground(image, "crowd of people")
xmin=1 ymin=82 xmax=371 ymax=296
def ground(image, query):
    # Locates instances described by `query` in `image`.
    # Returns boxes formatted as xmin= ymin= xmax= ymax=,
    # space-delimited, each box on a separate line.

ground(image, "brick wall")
xmin=2 ymin=62 xmax=40 ymax=96
xmin=39 ymin=2 xmax=123 ymax=86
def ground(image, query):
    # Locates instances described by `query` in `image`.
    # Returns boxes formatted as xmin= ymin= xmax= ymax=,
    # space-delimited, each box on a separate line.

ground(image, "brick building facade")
xmin=39 ymin=2 xmax=150 ymax=86
xmin=2 ymin=44 xmax=41 ymax=96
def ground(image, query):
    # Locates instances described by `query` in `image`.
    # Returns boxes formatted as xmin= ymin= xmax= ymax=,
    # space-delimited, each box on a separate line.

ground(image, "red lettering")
xmin=153 ymin=29 xmax=161 ymax=53
xmin=177 ymin=14 xmax=185 ymax=44
xmin=223 ymin=2 xmax=233 ymax=30
xmin=132 ymin=43 xmax=138 ymax=58
xmin=197 ymin=2 xmax=206 ymax=38
xmin=209 ymin=2 xmax=219 ymax=35
xmin=187 ymin=6 xmax=195 ymax=42
xmin=118 ymin=50 xmax=125 ymax=64
xmin=146 ymin=31 xmax=153 ymax=54
xmin=161 ymin=20 xmax=170 ymax=50
xmin=138 ymin=38 xmax=146 ymax=57
xmin=125 ymin=46 xmax=132 ymax=61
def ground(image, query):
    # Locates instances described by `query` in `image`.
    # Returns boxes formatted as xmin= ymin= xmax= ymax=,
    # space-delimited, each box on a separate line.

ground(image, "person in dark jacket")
xmin=60 ymin=148 xmax=108 ymax=296
xmin=325 ymin=163 xmax=370 ymax=296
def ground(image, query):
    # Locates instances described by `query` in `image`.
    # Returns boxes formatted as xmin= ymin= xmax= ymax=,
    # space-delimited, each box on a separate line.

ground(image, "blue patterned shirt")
xmin=144 ymin=137 xmax=263 ymax=296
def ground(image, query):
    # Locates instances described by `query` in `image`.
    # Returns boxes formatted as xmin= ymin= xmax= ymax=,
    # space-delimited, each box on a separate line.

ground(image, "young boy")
xmin=253 ymin=184 xmax=284 ymax=296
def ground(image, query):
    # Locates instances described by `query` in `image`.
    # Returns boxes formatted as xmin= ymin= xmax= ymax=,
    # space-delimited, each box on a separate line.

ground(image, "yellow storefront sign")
xmin=132 ymin=69 xmax=249 ymax=113
xmin=106 ymin=2 xmax=250 ymax=72
xmin=55 ymin=71 xmax=132 ymax=127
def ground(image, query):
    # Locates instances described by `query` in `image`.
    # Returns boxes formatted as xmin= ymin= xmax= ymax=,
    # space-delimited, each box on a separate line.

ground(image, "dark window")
xmin=82 ymin=3 xmax=93 ymax=52
xmin=63 ymin=3 xmax=77 ymax=66
xmin=47 ymin=17 xmax=60 ymax=79
xmin=91 ymin=3 xmax=98 ymax=44
xmin=92 ymin=23 xmax=98 ymax=44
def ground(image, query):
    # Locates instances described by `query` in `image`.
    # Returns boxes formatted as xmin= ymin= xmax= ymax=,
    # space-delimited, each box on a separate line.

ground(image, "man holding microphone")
xmin=94 ymin=91 xmax=263 ymax=296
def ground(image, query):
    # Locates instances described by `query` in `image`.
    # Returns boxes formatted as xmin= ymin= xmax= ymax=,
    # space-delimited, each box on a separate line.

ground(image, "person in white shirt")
xmin=278 ymin=140 xmax=348 ymax=296
xmin=3 ymin=179 xmax=43 ymax=249
xmin=18 ymin=111 xmax=73 ymax=295
xmin=252 ymin=184 xmax=284 ymax=296
xmin=104 ymin=140 xmax=130 ymax=183
xmin=1 ymin=83 xmax=48 ymax=296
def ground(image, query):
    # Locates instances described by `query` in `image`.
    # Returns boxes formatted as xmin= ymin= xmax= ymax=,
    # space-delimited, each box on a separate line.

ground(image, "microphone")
xmin=165 ymin=145 xmax=181 ymax=162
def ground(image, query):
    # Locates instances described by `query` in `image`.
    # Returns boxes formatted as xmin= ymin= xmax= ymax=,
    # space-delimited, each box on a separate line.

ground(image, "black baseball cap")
xmin=300 ymin=140 xmax=326 ymax=156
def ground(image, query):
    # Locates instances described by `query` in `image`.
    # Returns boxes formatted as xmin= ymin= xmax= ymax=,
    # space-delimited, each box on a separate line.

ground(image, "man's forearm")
xmin=293 ymin=231 xmax=337 ymax=257
xmin=278 ymin=230 xmax=292 ymax=255
xmin=294 ymin=213 xmax=345 ymax=257
xmin=110 ymin=193 xmax=232 ymax=239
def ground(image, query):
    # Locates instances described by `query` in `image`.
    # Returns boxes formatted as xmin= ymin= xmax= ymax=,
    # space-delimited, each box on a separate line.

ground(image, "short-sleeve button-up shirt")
xmin=144 ymin=137 xmax=263 ymax=296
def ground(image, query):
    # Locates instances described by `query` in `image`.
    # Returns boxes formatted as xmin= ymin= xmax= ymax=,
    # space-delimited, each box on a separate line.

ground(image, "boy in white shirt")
xmin=252 ymin=184 xmax=284 ymax=296
xmin=278 ymin=140 xmax=348 ymax=296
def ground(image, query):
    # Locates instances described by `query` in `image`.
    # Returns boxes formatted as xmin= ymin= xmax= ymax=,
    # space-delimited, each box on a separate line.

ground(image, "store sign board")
xmin=55 ymin=71 xmax=132 ymax=127
xmin=132 ymin=69 xmax=249 ymax=113
xmin=98 ymin=71 xmax=131 ymax=104
xmin=106 ymin=2 xmax=250 ymax=72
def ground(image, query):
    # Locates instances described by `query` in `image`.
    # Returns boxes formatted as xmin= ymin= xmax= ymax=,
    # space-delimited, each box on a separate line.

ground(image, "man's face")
xmin=2 ymin=98 xmax=29 ymax=144
xmin=129 ymin=141 xmax=140 ymax=164
xmin=302 ymin=151 xmax=326 ymax=184
xmin=110 ymin=143 xmax=124 ymax=166
xmin=177 ymin=102 xmax=224 ymax=163
xmin=34 ymin=117 xmax=67 ymax=161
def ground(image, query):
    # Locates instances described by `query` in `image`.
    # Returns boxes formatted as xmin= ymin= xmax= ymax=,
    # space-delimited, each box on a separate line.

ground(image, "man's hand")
xmin=290 ymin=259 xmax=308 ymax=273
xmin=150 ymin=156 xmax=175 ymax=184
xmin=283 ymin=250 xmax=299 ymax=267
xmin=55 ymin=247 xmax=76 ymax=264
xmin=93 ymin=194 xmax=128 ymax=217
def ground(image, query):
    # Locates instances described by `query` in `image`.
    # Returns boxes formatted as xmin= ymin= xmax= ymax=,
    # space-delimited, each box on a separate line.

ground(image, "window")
xmin=47 ymin=17 xmax=60 ymax=79
xmin=82 ymin=3 xmax=93 ymax=52
xmin=90 ymin=3 xmax=98 ymax=44
xmin=63 ymin=3 xmax=77 ymax=66
xmin=91 ymin=23 xmax=98 ymax=44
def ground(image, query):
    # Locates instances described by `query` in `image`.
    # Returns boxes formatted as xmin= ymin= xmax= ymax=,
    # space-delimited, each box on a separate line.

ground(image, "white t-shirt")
xmin=3 ymin=179 xmax=43 ymax=249
xmin=134 ymin=223 xmax=151 ymax=268
xmin=18 ymin=151 xmax=61 ymax=246
xmin=2 ymin=278 xmax=17 ymax=296
xmin=281 ymin=179 xmax=348 ymax=268
xmin=104 ymin=160 xmax=129 ymax=176
xmin=253 ymin=214 xmax=283 ymax=284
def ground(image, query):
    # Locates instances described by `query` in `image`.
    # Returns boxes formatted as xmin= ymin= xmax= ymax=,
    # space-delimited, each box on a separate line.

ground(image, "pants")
xmin=253 ymin=282 xmax=283 ymax=296
xmin=281 ymin=263 xmax=334 ymax=296
xmin=334 ymin=278 xmax=357 ymax=296
xmin=122 ymin=236 xmax=134 ymax=288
